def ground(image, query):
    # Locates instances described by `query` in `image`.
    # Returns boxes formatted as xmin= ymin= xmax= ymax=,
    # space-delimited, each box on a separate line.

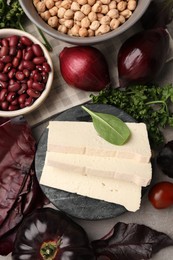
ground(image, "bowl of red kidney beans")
xmin=0 ymin=28 xmax=53 ymax=117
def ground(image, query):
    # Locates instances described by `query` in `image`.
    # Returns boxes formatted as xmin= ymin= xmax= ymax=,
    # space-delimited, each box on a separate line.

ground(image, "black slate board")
xmin=35 ymin=103 xmax=137 ymax=220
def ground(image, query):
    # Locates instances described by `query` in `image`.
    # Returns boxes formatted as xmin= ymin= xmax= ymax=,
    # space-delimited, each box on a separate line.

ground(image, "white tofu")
xmin=40 ymin=165 xmax=142 ymax=212
xmin=45 ymin=151 xmax=152 ymax=187
xmin=47 ymin=121 xmax=151 ymax=163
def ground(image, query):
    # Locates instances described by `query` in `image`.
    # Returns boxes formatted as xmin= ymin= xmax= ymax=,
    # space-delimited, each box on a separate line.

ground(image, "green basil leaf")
xmin=82 ymin=106 xmax=131 ymax=145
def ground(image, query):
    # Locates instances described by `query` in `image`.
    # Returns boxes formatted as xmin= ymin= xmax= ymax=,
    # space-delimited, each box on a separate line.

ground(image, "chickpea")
xmin=48 ymin=16 xmax=59 ymax=27
xmin=88 ymin=11 xmax=97 ymax=22
xmin=120 ymin=9 xmax=132 ymax=18
xmin=107 ymin=9 xmax=119 ymax=18
xmin=79 ymin=28 xmax=88 ymax=37
xmin=100 ymin=15 xmax=111 ymax=25
xmin=71 ymin=2 xmax=80 ymax=11
xmin=97 ymin=13 xmax=104 ymax=21
xmin=49 ymin=6 xmax=58 ymax=16
xmin=81 ymin=4 xmax=92 ymax=15
xmin=77 ymin=0 xmax=88 ymax=4
xmin=100 ymin=0 xmax=110 ymax=4
xmin=36 ymin=1 xmax=46 ymax=13
xmin=40 ymin=10 xmax=51 ymax=21
xmin=58 ymin=24 xmax=68 ymax=33
xmin=81 ymin=17 xmax=91 ymax=28
xmin=110 ymin=18 xmax=120 ymax=29
xmin=74 ymin=11 xmax=85 ymax=21
xmin=118 ymin=14 xmax=126 ymax=23
xmin=88 ymin=0 xmax=96 ymax=6
xmin=69 ymin=24 xmax=80 ymax=36
xmin=90 ymin=20 xmax=100 ymax=30
xmin=127 ymin=0 xmax=136 ymax=10
xmin=64 ymin=19 xmax=74 ymax=28
xmin=45 ymin=0 xmax=55 ymax=9
xmin=92 ymin=2 xmax=102 ymax=12
xmin=55 ymin=1 xmax=62 ymax=8
xmin=61 ymin=0 xmax=72 ymax=9
xmin=117 ymin=1 xmax=127 ymax=11
xmin=109 ymin=1 xmax=116 ymax=9
xmin=33 ymin=0 xmax=40 ymax=7
xmin=57 ymin=7 xmax=66 ymax=18
xmin=101 ymin=5 xmax=109 ymax=14
xmin=88 ymin=28 xmax=95 ymax=36
xmin=95 ymin=24 xmax=110 ymax=35
xmin=64 ymin=9 xmax=74 ymax=19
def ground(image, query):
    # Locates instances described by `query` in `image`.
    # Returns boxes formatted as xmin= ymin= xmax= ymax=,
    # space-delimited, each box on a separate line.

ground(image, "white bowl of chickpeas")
xmin=0 ymin=29 xmax=53 ymax=117
xmin=19 ymin=0 xmax=151 ymax=45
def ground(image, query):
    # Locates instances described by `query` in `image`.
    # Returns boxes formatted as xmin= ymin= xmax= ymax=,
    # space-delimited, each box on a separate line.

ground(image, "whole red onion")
xmin=117 ymin=28 xmax=169 ymax=88
xmin=59 ymin=46 xmax=110 ymax=91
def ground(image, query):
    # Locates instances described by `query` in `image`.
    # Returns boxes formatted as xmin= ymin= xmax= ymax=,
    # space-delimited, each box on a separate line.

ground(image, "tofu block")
xmin=40 ymin=165 xmax=142 ymax=212
xmin=45 ymin=151 xmax=152 ymax=187
xmin=47 ymin=121 xmax=151 ymax=163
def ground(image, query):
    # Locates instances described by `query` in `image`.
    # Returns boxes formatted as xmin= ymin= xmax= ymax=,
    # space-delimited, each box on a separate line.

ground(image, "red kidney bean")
xmin=33 ymin=71 xmax=42 ymax=82
xmin=20 ymin=103 xmax=25 ymax=109
xmin=6 ymin=92 xmax=16 ymax=102
xmin=8 ymin=82 xmax=20 ymax=92
xmin=0 ymin=89 xmax=7 ymax=101
xmin=0 ymin=46 xmax=9 ymax=57
xmin=36 ymin=65 xmax=43 ymax=72
xmin=18 ymin=83 xmax=27 ymax=95
xmin=23 ymin=49 xmax=34 ymax=61
xmin=0 ymin=81 xmax=8 ymax=88
xmin=12 ymin=57 xmax=20 ymax=68
xmin=18 ymin=93 xmax=27 ymax=104
xmin=8 ymin=68 xmax=16 ymax=79
xmin=11 ymin=98 xmax=19 ymax=106
xmin=25 ymin=96 xmax=34 ymax=106
xmin=2 ymin=39 xmax=9 ymax=47
xmin=32 ymin=82 xmax=45 ymax=91
xmin=27 ymin=88 xmax=40 ymax=98
xmin=18 ymin=61 xmax=24 ymax=71
xmin=33 ymin=56 xmax=46 ymax=65
xmin=27 ymin=79 xmax=33 ymax=88
xmin=8 ymin=105 xmax=19 ymax=111
xmin=23 ymin=60 xmax=35 ymax=70
xmin=15 ymin=71 xmax=25 ymax=81
xmin=23 ymin=69 xmax=30 ymax=78
xmin=43 ymin=62 xmax=51 ymax=73
xmin=16 ymin=49 xmax=22 ymax=59
xmin=32 ymin=44 xmax=44 ymax=57
xmin=9 ymin=46 xmax=17 ymax=56
xmin=0 ymin=73 xmax=8 ymax=81
xmin=1 ymin=55 xmax=12 ymax=63
xmin=9 ymin=35 xmax=19 ymax=46
xmin=42 ymin=71 xmax=48 ymax=83
xmin=1 ymin=101 xmax=9 ymax=110
xmin=0 ymin=61 xmax=4 ymax=72
xmin=3 ymin=63 xmax=12 ymax=73
xmin=20 ymin=36 xmax=33 ymax=46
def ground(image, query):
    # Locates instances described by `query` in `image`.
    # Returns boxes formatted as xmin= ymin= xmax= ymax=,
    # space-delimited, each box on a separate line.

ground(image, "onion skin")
xmin=117 ymin=28 xmax=170 ymax=88
xmin=59 ymin=46 xmax=110 ymax=91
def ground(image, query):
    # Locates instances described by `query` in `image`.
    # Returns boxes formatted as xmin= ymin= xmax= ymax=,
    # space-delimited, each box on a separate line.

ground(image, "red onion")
xmin=117 ymin=28 xmax=169 ymax=88
xmin=59 ymin=46 xmax=110 ymax=91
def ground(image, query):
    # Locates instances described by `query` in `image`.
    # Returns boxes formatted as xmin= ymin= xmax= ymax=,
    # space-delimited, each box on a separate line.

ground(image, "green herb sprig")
xmin=91 ymin=84 xmax=173 ymax=146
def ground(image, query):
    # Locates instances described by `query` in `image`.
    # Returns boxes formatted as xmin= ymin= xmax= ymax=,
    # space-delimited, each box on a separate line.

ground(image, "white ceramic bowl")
xmin=0 ymin=28 xmax=53 ymax=117
xmin=19 ymin=0 xmax=151 ymax=45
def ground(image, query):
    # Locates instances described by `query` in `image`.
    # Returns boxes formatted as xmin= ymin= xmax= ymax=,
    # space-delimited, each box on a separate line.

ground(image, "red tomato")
xmin=148 ymin=182 xmax=173 ymax=209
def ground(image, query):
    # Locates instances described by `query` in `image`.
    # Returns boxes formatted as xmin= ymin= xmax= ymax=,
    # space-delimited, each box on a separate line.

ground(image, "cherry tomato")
xmin=148 ymin=182 xmax=173 ymax=209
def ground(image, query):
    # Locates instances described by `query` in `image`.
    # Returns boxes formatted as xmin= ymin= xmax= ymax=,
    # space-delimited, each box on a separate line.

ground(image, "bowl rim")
xmin=0 ymin=28 xmax=54 ymax=117
xmin=19 ymin=0 xmax=151 ymax=45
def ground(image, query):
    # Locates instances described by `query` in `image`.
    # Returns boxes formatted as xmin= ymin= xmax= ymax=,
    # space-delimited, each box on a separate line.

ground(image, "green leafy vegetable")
xmin=0 ymin=0 xmax=52 ymax=51
xmin=82 ymin=106 xmax=131 ymax=145
xmin=91 ymin=84 xmax=173 ymax=146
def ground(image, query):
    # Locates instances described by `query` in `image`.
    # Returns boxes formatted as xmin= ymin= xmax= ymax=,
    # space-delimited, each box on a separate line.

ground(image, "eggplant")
xmin=12 ymin=208 xmax=95 ymax=260
xmin=157 ymin=140 xmax=173 ymax=178
xmin=117 ymin=28 xmax=169 ymax=88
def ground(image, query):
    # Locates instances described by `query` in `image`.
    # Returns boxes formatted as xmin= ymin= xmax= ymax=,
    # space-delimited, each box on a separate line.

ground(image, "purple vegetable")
xmin=91 ymin=222 xmax=173 ymax=260
xmin=0 ymin=118 xmax=49 ymax=255
xmin=117 ymin=28 xmax=169 ymax=88
xmin=141 ymin=0 xmax=173 ymax=29
xmin=157 ymin=140 xmax=173 ymax=178
xmin=12 ymin=207 xmax=95 ymax=260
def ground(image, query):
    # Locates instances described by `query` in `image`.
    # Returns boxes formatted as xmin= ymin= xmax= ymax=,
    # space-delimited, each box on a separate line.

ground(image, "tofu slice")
xmin=40 ymin=164 xmax=142 ymax=212
xmin=47 ymin=121 xmax=151 ymax=163
xmin=45 ymin=151 xmax=152 ymax=187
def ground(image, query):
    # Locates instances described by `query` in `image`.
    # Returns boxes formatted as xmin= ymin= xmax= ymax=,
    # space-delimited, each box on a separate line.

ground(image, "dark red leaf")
xmin=91 ymin=222 xmax=173 ymax=260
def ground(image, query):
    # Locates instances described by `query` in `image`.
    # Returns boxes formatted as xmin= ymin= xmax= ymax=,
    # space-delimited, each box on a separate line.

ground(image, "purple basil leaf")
xmin=91 ymin=222 xmax=173 ymax=260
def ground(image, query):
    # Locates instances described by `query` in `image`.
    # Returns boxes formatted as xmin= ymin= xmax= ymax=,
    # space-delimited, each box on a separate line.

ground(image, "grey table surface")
xmin=2 ymin=22 xmax=173 ymax=260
